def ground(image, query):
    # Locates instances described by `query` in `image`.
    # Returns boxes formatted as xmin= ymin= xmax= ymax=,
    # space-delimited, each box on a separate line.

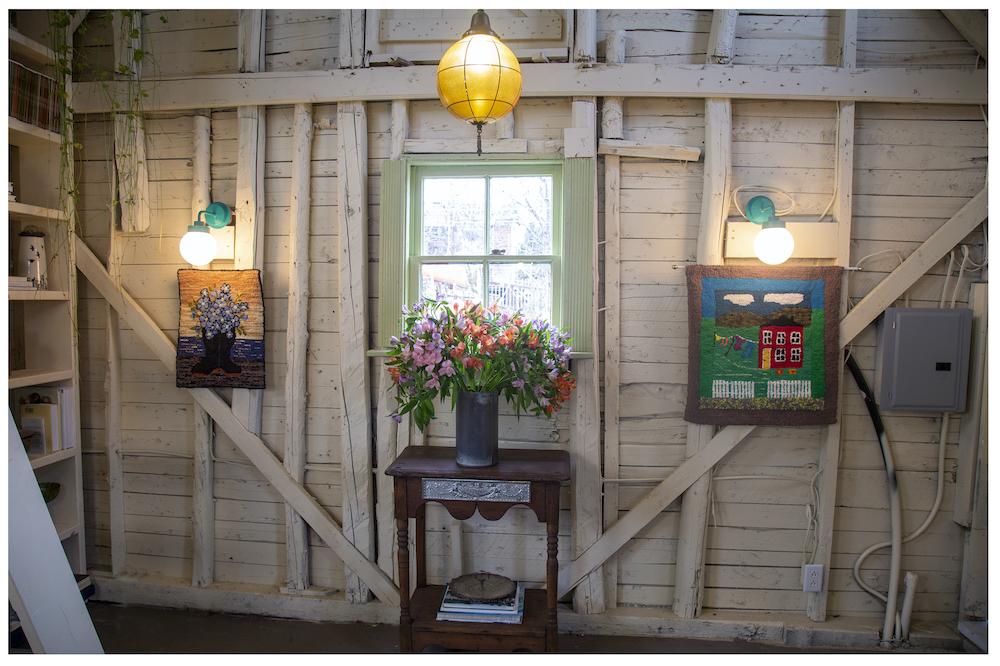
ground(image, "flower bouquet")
xmin=188 ymin=282 xmax=250 ymax=376
xmin=387 ymin=299 xmax=576 ymax=434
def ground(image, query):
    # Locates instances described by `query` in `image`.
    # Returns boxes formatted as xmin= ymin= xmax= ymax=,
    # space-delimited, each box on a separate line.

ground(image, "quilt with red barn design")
xmin=684 ymin=265 xmax=842 ymax=425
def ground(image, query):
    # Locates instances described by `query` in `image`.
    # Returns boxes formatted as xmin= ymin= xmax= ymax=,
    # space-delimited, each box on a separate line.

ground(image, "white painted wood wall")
xmin=72 ymin=8 xmax=986 ymax=633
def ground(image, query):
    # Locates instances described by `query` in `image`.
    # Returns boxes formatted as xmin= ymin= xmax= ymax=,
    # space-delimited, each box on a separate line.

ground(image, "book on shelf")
xmin=8 ymin=59 xmax=61 ymax=134
xmin=20 ymin=402 xmax=60 ymax=455
xmin=436 ymin=582 xmax=525 ymax=623
xmin=12 ymin=386 xmax=75 ymax=451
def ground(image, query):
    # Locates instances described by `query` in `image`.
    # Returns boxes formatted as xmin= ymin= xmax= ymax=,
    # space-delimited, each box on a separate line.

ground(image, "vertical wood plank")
xmin=283 ymin=102 xmax=314 ymax=592
xmin=190 ymin=112 xmax=215 ymax=587
xmin=954 ymin=283 xmax=988 ymax=526
xmin=338 ymin=100 xmax=375 ymax=603
xmin=674 ymin=95 xmax=732 ymax=619
xmin=340 ymin=9 xmax=366 ymax=68
xmin=390 ymin=100 xmax=408 ymax=161
xmin=111 ymin=10 xmax=150 ymax=233
xmin=375 ymin=359 xmax=400 ymax=583
xmin=233 ymin=9 xmax=267 ymax=438
xmin=574 ymin=9 xmax=596 ymax=63
xmin=706 ymin=9 xmax=739 ymax=64
xmin=104 ymin=264 xmax=126 ymax=576
xmin=600 ymin=27 xmax=625 ymax=610
xmin=807 ymin=83 xmax=855 ymax=619
xmin=569 ymin=95 xmax=604 ymax=614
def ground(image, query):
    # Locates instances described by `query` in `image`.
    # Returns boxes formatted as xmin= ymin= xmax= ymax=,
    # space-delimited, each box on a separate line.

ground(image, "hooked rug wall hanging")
xmin=685 ymin=265 xmax=842 ymax=426
xmin=176 ymin=269 xmax=265 ymax=389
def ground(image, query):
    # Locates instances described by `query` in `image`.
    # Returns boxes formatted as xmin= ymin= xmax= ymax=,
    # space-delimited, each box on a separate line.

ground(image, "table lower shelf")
xmin=404 ymin=585 xmax=555 ymax=652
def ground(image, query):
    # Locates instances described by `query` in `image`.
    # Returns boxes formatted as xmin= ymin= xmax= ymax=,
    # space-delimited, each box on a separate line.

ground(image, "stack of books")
xmin=435 ymin=581 xmax=525 ymax=624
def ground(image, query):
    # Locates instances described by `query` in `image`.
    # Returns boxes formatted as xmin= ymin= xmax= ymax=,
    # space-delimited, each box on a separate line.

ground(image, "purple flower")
xmin=391 ymin=412 xmax=402 ymax=423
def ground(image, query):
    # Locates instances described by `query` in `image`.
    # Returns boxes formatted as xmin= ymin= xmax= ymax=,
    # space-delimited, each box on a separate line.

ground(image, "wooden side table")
xmin=386 ymin=446 xmax=570 ymax=653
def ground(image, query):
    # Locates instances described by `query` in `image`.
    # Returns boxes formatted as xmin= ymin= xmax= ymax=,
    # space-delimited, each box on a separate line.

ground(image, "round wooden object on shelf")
xmin=448 ymin=572 xmax=516 ymax=601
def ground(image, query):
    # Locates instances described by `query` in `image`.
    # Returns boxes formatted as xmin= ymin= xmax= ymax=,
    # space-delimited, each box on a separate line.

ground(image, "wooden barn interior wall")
xmin=62 ymin=8 xmax=987 ymax=629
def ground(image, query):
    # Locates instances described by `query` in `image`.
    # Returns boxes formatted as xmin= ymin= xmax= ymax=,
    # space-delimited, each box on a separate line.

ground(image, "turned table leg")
xmin=545 ymin=484 xmax=559 ymax=652
xmin=397 ymin=516 xmax=412 ymax=652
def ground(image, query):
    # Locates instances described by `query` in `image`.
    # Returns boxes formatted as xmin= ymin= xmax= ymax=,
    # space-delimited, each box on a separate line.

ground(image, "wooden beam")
xmin=237 ymin=9 xmax=265 ymax=74
xmin=283 ymin=102 xmax=314 ymax=593
xmin=340 ymin=9 xmax=366 ymax=69
xmin=72 ymin=64 xmax=988 ymax=113
xmin=575 ymin=9 xmax=596 ymax=64
xmin=597 ymin=139 xmax=701 ymax=161
xmin=706 ymin=9 xmax=739 ymax=64
xmin=953 ymin=283 xmax=987 ymax=527
xmin=190 ymin=111 xmax=215 ymax=588
xmin=568 ymin=95 xmax=604 ymax=615
xmin=942 ymin=10 xmax=987 ymax=62
xmin=104 ymin=279 xmax=126 ymax=576
xmin=232 ymin=10 xmax=267 ymax=439
xmin=111 ymin=11 xmax=150 ymax=233
xmin=808 ymin=99 xmax=855 ymax=622
xmin=338 ymin=101 xmax=376 ymax=603
xmin=390 ymin=100 xmax=408 ymax=161
xmin=839 ymin=10 xmax=858 ymax=70
xmin=839 ymin=187 xmax=988 ymax=346
xmin=404 ymin=138 xmax=528 ymax=155
xmin=558 ymin=425 xmax=756 ymax=599
xmin=73 ymin=235 xmax=401 ymax=606
xmin=674 ymin=93 xmax=732 ymax=619
xmin=601 ymin=27 xmax=625 ymax=611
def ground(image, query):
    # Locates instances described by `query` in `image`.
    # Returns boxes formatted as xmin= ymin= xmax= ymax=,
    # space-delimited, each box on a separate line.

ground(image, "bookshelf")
xmin=8 ymin=19 xmax=86 ymax=579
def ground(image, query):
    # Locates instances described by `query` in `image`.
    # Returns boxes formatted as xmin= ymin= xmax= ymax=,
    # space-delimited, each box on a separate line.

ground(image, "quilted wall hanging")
xmin=177 ymin=269 xmax=265 ymax=389
xmin=685 ymin=265 xmax=842 ymax=426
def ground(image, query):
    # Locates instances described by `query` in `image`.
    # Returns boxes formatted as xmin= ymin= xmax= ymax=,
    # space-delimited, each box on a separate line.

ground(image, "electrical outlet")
xmin=803 ymin=564 xmax=824 ymax=592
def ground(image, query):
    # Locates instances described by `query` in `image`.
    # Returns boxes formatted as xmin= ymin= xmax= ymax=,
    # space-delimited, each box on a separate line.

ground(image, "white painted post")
xmin=340 ymin=9 xmax=366 ymax=69
xmin=807 ymin=41 xmax=856 ymax=616
xmin=601 ymin=28 xmax=626 ymax=610
xmin=284 ymin=102 xmax=314 ymax=593
xmin=390 ymin=99 xmax=408 ymax=161
xmin=570 ymin=94 xmax=605 ymax=615
xmin=111 ymin=10 xmax=150 ymax=233
xmin=338 ymin=101 xmax=376 ymax=603
xmin=574 ymin=9 xmax=597 ymax=64
xmin=674 ymin=94 xmax=732 ymax=619
xmin=233 ymin=10 xmax=266 ymax=438
xmin=191 ymin=111 xmax=216 ymax=588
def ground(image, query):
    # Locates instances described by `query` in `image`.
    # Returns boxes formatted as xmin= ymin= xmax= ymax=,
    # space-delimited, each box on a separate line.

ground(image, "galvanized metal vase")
xmin=455 ymin=390 xmax=500 ymax=467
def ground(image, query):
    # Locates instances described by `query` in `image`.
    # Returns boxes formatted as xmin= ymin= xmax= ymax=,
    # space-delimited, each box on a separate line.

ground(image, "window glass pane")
xmin=422 ymin=178 xmax=485 ymax=255
xmin=420 ymin=263 xmax=483 ymax=304
xmin=488 ymin=263 xmax=552 ymax=322
xmin=488 ymin=176 xmax=553 ymax=256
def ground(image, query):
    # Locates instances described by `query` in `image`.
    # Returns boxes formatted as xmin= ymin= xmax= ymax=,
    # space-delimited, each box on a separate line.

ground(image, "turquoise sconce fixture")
xmin=746 ymin=195 xmax=794 ymax=265
xmin=180 ymin=202 xmax=231 ymax=266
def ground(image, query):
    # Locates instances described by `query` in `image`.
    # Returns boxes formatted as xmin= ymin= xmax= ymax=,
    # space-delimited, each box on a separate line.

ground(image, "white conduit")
xmin=853 ymin=413 xmax=949 ymax=644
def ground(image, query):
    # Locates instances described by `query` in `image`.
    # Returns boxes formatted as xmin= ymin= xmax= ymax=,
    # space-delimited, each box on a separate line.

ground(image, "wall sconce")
xmin=746 ymin=195 xmax=794 ymax=265
xmin=436 ymin=10 xmax=523 ymax=156
xmin=180 ymin=202 xmax=231 ymax=266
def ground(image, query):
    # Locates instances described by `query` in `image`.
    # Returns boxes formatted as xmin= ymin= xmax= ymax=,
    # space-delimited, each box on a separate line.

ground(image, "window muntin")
xmin=776 ymin=331 xmax=786 ymax=345
xmin=791 ymin=347 xmax=801 ymax=362
xmin=409 ymin=163 xmax=562 ymax=325
xmin=762 ymin=330 xmax=773 ymax=345
xmin=791 ymin=331 xmax=802 ymax=345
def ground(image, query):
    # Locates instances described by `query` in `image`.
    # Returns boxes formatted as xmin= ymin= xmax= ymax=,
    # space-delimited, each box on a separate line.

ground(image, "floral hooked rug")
xmin=685 ymin=265 xmax=842 ymax=426
xmin=177 ymin=269 xmax=265 ymax=389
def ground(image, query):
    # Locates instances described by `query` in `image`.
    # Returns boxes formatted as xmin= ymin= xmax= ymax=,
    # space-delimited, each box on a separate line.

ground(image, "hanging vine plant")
xmin=44 ymin=9 xmax=166 ymax=237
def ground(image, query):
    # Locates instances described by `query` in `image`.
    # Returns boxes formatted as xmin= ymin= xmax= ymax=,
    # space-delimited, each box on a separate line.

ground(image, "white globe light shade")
xmin=179 ymin=228 xmax=218 ymax=265
xmin=754 ymin=226 xmax=795 ymax=265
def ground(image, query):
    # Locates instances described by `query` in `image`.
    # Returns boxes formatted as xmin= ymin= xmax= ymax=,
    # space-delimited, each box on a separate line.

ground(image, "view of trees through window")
xmin=418 ymin=173 xmax=555 ymax=322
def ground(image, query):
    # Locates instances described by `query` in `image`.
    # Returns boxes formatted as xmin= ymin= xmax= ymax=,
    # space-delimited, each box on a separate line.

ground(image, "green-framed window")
xmin=378 ymin=156 xmax=593 ymax=355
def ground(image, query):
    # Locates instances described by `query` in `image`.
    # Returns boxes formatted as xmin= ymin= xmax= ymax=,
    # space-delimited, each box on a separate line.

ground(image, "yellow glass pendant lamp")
xmin=436 ymin=10 xmax=522 ymax=155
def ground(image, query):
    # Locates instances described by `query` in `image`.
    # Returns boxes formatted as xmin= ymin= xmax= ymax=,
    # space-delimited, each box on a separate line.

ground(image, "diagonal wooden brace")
xmin=74 ymin=234 xmax=400 ymax=606
xmin=558 ymin=425 xmax=756 ymax=598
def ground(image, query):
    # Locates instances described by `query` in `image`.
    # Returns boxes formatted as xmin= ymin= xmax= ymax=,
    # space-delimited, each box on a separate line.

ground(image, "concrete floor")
xmin=38 ymin=600 xmax=956 ymax=654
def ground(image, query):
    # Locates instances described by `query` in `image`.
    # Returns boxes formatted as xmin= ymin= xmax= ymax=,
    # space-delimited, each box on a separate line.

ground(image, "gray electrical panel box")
xmin=874 ymin=307 xmax=972 ymax=412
